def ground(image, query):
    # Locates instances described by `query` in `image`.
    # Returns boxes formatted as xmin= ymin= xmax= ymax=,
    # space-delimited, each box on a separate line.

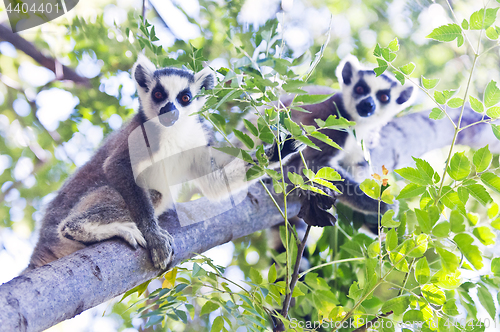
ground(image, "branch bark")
xmin=0 ymin=24 xmax=90 ymax=86
xmin=0 ymin=107 xmax=497 ymax=332
xmin=0 ymin=184 xmax=299 ymax=332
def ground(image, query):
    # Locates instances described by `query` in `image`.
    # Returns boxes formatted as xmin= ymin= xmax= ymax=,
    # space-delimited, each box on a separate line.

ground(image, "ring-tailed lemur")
xmin=24 ymin=55 xmax=303 ymax=272
xmin=281 ymin=55 xmax=416 ymax=225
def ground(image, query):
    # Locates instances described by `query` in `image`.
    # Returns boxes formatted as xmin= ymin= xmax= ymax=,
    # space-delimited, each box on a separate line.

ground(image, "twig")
xmin=142 ymin=0 xmax=148 ymax=24
xmin=0 ymin=24 xmax=90 ymax=86
xmin=274 ymin=225 xmax=311 ymax=332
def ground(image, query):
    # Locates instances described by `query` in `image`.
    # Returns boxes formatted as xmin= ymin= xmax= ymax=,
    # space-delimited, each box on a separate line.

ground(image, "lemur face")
xmin=336 ymin=55 xmax=415 ymax=127
xmin=132 ymin=55 xmax=214 ymax=127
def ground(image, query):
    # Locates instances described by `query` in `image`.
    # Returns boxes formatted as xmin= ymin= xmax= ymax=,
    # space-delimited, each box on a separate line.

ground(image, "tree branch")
xmin=0 ymin=24 xmax=91 ymax=86
xmin=0 ymin=185 xmax=300 ymax=332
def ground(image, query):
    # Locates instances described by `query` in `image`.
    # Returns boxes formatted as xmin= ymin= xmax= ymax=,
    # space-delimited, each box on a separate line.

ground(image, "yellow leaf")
xmin=162 ymin=267 xmax=178 ymax=289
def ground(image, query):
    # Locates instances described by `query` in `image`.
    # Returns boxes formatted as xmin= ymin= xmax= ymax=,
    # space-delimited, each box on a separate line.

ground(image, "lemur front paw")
xmin=297 ymin=185 xmax=338 ymax=227
xmin=146 ymin=228 xmax=174 ymax=270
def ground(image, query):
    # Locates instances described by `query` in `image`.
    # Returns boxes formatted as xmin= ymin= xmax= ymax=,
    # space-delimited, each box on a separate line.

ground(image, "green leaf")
xmin=487 ymin=106 xmax=500 ymax=119
xmin=473 ymin=145 xmax=493 ymax=173
xmin=310 ymin=131 xmax=342 ymax=150
xmin=447 ymin=152 xmax=471 ymax=181
xmin=293 ymin=94 xmax=334 ymax=105
xmin=473 ymin=226 xmax=495 ymax=246
xmin=296 ymin=135 xmax=320 ymax=150
xmin=368 ymin=241 xmax=380 ymax=258
xmin=388 ymin=37 xmax=399 ymax=51
xmin=386 ymin=228 xmax=398 ymax=251
xmin=477 ymin=284 xmax=496 ymax=320
xmin=436 ymin=247 xmax=460 ymax=273
xmin=443 ymin=300 xmax=460 ymax=316
xmin=233 ymin=129 xmax=254 ymax=149
xmin=395 ymin=167 xmax=428 ymax=186
xmin=422 ymin=76 xmax=439 ymax=89
xmin=211 ymin=316 xmax=224 ymax=332
xmin=427 ymin=23 xmax=462 ymax=42
xmin=268 ymin=263 xmax=277 ymax=283
xmin=409 ymin=234 xmax=429 ymax=258
xmin=403 ymin=310 xmax=424 ymax=324
xmin=316 ymin=167 xmax=342 ymax=181
xmin=434 ymin=90 xmax=446 ymax=104
xmin=284 ymin=118 xmax=302 ymax=136
xmin=422 ymin=284 xmax=446 ymax=305
xmin=492 ymin=217 xmax=500 ymax=230
xmin=486 ymin=26 xmax=500 ymax=40
xmin=397 ymin=183 xmax=427 ymax=199
xmin=447 ymin=97 xmax=463 ymax=108
xmin=249 ymin=267 xmax=263 ymax=284
xmin=488 ymin=202 xmax=499 ymax=219
xmin=394 ymin=71 xmax=405 ymax=85
xmin=491 ymin=257 xmax=500 ymax=277
xmin=381 ymin=48 xmax=397 ymax=62
xmin=492 ymin=124 xmax=500 ymax=140
xmin=484 ymin=80 xmax=500 ymax=107
xmin=462 ymin=19 xmax=469 ymax=29
xmin=432 ymin=222 xmax=450 ymax=238
xmin=288 ymin=172 xmax=304 ymax=185
xmin=469 ymin=96 xmax=485 ymax=113
xmin=400 ymin=62 xmax=416 ymax=75
xmin=429 ymin=107 xmax=445 ymax=120
xmin=450 ymin=209 xmax=465 ymax=233
xmin=360 ymin=179 xmax=380 ymax=199
xmin=458 ymin=186 xmax=469 ymax=204
xmin=381 ymin=295 xmax=410 ymax=315
xmin=243 ymin=119 xmax=258 ymax=136
xmin=374 ymin=58 xmax=388 ymax=76
xmin=201 ymin=301 xmax=219 ymax=316
xmin=470 ymin=8 xmax=499 ymax=30
xmin=315 ymin=115 xmax=355 ymax=130
xmin=415 ymin=208 xmax=434 ymax=233
xmin=414 ymin=157 xmax=435 ymax=184
xmin=382 ymin=210 xmax=400 ymax=228
xmin=415 ymin=257 xmax=431 ymax=284
xmin=466 ymin=183 xmax=493 ymax=206
xmin=454 ymin=233 xmax=484 ymax=270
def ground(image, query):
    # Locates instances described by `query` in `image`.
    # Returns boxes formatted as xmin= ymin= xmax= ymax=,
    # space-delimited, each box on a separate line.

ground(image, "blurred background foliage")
xmin=0 ymin=0 xmax=499 ymax=331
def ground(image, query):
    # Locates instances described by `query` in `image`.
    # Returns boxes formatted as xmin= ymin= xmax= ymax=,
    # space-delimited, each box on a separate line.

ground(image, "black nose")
xmin=160 ymin=102 xmax=176 ymax=115
xmin=356 ymin=97 xmax=376 ymax=117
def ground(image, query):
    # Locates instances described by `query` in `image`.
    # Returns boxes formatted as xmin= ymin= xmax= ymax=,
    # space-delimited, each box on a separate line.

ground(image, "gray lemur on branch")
xmin=282 ymin=55 xmax=416 ymax=226
xmin=24 ymin=55 xmax=303 ymax=272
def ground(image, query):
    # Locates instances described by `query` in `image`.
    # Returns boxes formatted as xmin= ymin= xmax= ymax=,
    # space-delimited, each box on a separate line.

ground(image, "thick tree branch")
xmin=0 ymin=185 xmax=299 ymax=332
xmin=0 ymin=24 xmax=90 ymax=86
xmin=0 ymin=107 xmax=497 ymax=332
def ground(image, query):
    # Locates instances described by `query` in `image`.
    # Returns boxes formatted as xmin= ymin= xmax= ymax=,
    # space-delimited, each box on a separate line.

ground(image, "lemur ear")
xmin=396 ymin=85 xmax=415 ymax=105
xmin=194 ymin=67 xmax=215 ymax=91
xmin=336 ymin=54 xmax=360 ymax=86
xmin=132 ymin=55 xmax=156 ymax=91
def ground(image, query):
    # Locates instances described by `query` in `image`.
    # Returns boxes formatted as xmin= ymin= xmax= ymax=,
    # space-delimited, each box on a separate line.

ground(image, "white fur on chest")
xmin=129 ymin=115 xmax=208 ymax=214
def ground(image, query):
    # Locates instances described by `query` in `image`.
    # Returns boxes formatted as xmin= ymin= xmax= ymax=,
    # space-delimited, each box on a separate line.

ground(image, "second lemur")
xmin=283 ymin=55 xmax=416 ymax=222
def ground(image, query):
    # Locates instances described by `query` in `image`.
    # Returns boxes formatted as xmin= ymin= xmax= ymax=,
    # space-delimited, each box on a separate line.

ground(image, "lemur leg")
xmin=103 ymin=145 xmax=173 ymax=270
xmin=59 ymin=186 xmax=147 ymax=249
